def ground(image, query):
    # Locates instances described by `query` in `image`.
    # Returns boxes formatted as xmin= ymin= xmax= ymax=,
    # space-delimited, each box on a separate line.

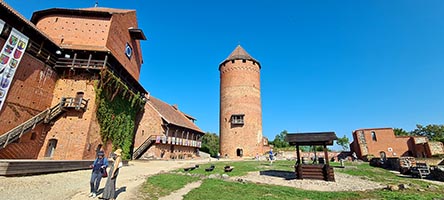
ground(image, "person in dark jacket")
xmin=89 ymin=151 xmax=108 ymax=198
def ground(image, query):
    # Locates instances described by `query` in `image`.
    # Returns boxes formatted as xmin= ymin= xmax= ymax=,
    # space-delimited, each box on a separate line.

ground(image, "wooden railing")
xmin=132 ymin=135 xmax=161 ymax=160
xmin=0 ymin=97 xmax=88 ymax=149
xmin=54 ymin=57 xmax=106 ymax=70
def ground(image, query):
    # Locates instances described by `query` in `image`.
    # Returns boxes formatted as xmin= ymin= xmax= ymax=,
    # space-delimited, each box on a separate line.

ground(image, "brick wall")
xmin=427 ymin=141 xmax=444 ymax=156
xmin=37 ymin=74 xmax=101 ymax=160
xmin=352 ymin=128 xmax=413 ymax=159
xmin=219 ymin=59 xmax=264 ymax=158
xmin=0 ymin=37 xmax=58 ymax=159
xmin=140 ymin=143 xmax=198 ymax=160
xmin=107 ymin=11 xmax=142 ymax=80
xmin=133 ymin=100 xmax=164 ymax=148
xmin=35 ymin=15 xmax=111 ymax=48
xmin=0 ymin=38 xmax=58 ymax=134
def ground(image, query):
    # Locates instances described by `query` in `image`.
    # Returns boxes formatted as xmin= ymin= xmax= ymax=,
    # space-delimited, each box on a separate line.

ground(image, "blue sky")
xmin=6 ymin=0 xmax=444 ymax=149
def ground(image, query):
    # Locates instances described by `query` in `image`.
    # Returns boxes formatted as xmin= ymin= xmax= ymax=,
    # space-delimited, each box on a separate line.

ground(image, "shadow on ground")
xmin=259 ymin=170 xmax=297 ymax=180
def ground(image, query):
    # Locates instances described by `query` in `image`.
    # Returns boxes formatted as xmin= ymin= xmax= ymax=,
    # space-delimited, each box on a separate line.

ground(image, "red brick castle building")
xmin=0 ymin=2 xmax=203 ymax=160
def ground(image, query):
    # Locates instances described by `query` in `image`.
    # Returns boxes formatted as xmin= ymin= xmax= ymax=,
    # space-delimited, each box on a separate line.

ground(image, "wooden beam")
xmin=296 ymin=145 xmax=301 ymax=165
xmin=324 ymin=143 xmax=329 ymax=165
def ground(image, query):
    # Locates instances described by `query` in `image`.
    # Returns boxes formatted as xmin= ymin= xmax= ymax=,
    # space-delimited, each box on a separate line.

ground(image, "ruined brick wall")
xmin=353 ymin=128 xmax=412 ymax=158
xmin=219 ymin=59 xmax=263 ymax=158
xmin=107 ymin=12 xmax=142 ymax=80
xmin=37 ymin=74 xmax=101 ymax=160
xmin=0 ymin=38 xmax=58 ymax=159
xmin=34 ymin=15 xmax=111 ymax=48
xmin=427 ymin=141 xmax=444 ymax=156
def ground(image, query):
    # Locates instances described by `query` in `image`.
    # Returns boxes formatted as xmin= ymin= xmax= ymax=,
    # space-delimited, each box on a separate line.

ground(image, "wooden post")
xmin=296 ymin=145 xmax=301 ymax=165
xmin=324 ymin=143 xmax=329 ymax=165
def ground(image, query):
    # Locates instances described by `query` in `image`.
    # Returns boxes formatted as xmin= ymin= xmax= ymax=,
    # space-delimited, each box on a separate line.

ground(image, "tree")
xmin=411 ymin=124 xmax=444 ymax=143
xmin=200 ymin=132 xmax=220 ymax=157
xmin=272 ymin=130 xmax=290 ymax=148
xmin=336 ymin=135 xmax=350 ymax=151
xmin=394 ymin=128 xmax=410 ymax=136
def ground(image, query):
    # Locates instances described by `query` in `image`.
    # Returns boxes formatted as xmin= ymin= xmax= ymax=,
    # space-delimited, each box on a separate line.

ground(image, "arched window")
xmin=371 ymin=131 xmax=377 ymax=141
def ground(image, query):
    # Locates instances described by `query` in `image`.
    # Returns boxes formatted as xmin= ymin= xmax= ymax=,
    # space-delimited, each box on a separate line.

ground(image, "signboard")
xmin=0 ymin=19 xmax=4 ymax=34
xmin=0 ymin=28 xmax=29 ymax=111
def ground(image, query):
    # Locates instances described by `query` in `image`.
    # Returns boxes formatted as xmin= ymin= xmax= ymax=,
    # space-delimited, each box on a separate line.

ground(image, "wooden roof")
xmin=148 ymin=96 xmax=204 ymax=134
xmin=285 ymin=132 xmax=337 ymax=146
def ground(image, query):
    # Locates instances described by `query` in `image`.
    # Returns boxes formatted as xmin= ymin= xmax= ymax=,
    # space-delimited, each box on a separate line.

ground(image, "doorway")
xmin=45 ymin=139 xmax=58 ymax=158
xmin=236 ymin=148 xmax=243 ymax=157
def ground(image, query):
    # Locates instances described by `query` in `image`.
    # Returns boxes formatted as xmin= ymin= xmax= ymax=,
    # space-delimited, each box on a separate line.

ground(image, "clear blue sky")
xmin=6 ymin=0 xmax=444 ymax=149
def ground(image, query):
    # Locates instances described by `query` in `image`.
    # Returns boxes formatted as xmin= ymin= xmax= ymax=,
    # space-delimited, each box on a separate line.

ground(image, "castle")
xmin=0 ymin=2 xmax=204 ymax=160
xmin=219 ymin=45 xmax=269 ymax=158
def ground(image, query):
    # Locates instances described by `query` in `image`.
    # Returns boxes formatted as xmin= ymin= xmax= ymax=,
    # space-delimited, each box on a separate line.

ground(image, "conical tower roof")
xmin=219 ymin=45 xmax=261 ymax=69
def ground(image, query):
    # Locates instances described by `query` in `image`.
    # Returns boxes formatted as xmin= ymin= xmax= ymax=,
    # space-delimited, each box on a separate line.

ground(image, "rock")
xmin=398 ymin=183 xmax=409 ymax=190
xmin=208 ymin=174 xmax=220 ymax=179
xmin=221 ymin=174 xmax=230 ymax=179
xmin=427 ymin=185 xmax=438 ymax=191
xmin=387 ymin=185 xmax=399 ymax=191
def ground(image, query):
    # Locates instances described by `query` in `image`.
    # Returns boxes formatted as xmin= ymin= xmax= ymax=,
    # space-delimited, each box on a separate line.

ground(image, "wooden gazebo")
xmin=285 ymin=132 xmax=338 ymax=181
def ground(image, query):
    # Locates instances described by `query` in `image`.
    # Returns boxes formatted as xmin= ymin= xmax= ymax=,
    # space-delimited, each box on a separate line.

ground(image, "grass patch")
xmin=179 ymin=160 xmax=296 ymax=177
xmin=139 ymin=173 xmax=200 ymax=200
xmin=141 ymin=161 xmax=444 ymax=200
xmin=336 ymin=162 xmax=442 ymax=188
xmin=184 ymin=178 xmax=362 ymax=200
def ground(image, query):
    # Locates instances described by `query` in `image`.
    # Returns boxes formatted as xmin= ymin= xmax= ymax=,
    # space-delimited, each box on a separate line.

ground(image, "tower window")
xmin=231 ymin=114 xmax=244 ymax=125
xmin=371 ymin=131 xmax=377 ymax=141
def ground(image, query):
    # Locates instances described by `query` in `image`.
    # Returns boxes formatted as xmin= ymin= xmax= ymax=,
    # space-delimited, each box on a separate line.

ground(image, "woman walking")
xmin=101 ymin=149 xmax=123 ymax=200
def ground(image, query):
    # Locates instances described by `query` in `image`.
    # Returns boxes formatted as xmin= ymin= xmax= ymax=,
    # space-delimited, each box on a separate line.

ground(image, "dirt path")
xmin=159 ymin=180 xmax=203 ymax=200
xmin=0 ymin=160 xmax=208 ymax=200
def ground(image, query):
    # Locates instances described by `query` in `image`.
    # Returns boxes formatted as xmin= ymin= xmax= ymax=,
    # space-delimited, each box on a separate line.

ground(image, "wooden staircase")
xmin=0 ymin=97 xmax=88 ymax=149
xmin=132 ymin=135 xmax=160 ymax=160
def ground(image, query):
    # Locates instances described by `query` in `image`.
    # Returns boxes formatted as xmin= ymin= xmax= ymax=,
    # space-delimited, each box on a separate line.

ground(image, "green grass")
xmin=336 ymin=162 xmax=441 ymax=188
xmin=179 ymin=160 xmax=295 ymax=177
xmin=184 ymin=178 xmax=362 ymax=200
xmin=139 ymin=173 xmax=200 ymax=200
xmin=141 ymin=161 xmax=444 ymax=200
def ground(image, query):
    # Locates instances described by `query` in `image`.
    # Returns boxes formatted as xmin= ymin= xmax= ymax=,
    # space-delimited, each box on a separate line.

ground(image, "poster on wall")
xmin=0 ymin=19 xmax=5 ymax=34
xmin=0 ymin=28 xmax=29 ymax=111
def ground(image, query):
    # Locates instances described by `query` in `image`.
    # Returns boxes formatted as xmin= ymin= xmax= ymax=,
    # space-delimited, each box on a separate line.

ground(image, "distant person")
xmin=269 ymin=149 xmax=274 ymax=165
xmin=255 ymin=153 xmax=259 ymax=161
xmin=217 ymin=152 xmax=221 ymax=160
xmin=89 ymin=151 xmax=108 ymax=198
xmin=102 ymin=149 xmax=123 ymax=200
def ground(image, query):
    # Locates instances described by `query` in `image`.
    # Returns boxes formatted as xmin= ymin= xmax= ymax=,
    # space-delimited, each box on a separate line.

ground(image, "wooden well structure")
xmin=286 ymin=132 xmax=338 ymax=181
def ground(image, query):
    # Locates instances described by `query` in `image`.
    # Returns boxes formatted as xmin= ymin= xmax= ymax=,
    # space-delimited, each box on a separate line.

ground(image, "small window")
xmin=371 ymin=131 xmax=377 ymax=141
xmin=30 ymin=132 xmax=37 ymax=140
xmin=231 ymin=114 xmax=244 ymax=125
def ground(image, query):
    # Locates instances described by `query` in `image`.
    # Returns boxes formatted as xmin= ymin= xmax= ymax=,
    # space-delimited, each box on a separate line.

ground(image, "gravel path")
xmin=159 ymin=180 xmax=203 ymax=200
xmin=0 ymin=160 xmax=209 ymax=200
xmin=235 ymin=171 xmax=386 ymax=191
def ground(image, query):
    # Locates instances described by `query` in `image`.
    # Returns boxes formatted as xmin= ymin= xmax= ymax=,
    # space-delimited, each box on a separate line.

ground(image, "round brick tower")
xmin=219 ymin=45 xmax=263 ymax=158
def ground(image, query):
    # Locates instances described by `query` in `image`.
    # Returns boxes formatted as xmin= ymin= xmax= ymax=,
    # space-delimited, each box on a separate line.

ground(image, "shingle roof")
xmin=286 ymin=132 xmax=338 ymax=146
xmin=219 ymin=45 xmax=261 ymax=68
xmin=148 ymin=96 xmax=204 ymax=134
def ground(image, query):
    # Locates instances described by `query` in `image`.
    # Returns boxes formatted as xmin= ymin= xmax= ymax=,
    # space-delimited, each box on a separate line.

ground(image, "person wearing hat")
xmin=101 ymin=149 xmax=123 ymax=200
xmin=89 ymin=150 xmax=108 ymax=198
